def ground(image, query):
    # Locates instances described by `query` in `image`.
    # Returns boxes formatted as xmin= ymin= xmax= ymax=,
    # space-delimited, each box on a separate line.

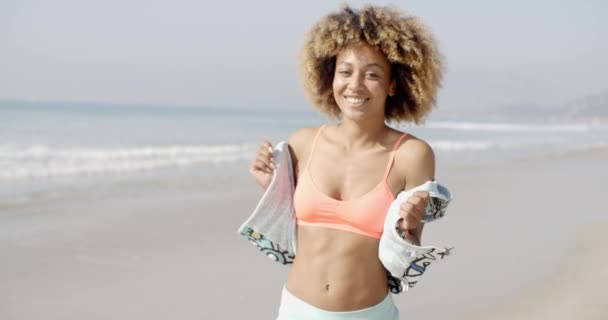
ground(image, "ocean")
xmin=1 ymin=102 xmax=606 ymax=206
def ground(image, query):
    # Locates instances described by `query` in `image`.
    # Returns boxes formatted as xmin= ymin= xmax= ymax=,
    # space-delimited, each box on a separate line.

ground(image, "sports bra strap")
xmin=305 ymin=125 xmax=326 ymax=170
xmin=382 ymin=133 xmax=408 ymax=180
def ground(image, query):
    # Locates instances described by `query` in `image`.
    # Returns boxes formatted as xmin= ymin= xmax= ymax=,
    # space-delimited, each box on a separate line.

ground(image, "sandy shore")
xmin=1 ymin=148 xmax=607 ymax=320
xmin=470 ymin=222 xmax=608 ymax=320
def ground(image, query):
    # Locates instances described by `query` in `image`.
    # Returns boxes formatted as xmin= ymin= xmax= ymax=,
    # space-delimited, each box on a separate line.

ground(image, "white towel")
xmin=379 ymin=181 xmax=453 ymax=292
xmin=238 ymin=141 xmax=297 ymax=264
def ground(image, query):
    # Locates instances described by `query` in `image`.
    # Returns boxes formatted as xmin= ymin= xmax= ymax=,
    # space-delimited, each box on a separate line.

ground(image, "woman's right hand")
xmin=249 ymin=141 xmax=274 ymax=189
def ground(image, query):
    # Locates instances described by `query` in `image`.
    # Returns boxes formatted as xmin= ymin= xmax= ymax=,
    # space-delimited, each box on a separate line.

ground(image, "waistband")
xmin=277 ymin=286 xmax=399 ymax=320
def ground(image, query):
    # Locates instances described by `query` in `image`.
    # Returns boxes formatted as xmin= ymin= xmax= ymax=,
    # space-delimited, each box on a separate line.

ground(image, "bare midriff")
xmin=285 ymin=225 xmax=389 ymax=311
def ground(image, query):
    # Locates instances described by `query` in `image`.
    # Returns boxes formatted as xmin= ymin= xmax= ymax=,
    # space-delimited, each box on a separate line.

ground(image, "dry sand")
xmin=1 ymin=149 xmax=607 ymax=320
xmin=471 ymin=222 xmax=608 ymax=320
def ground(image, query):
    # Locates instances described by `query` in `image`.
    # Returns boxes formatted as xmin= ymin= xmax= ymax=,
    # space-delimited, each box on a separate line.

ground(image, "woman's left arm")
xmin=397 ymin=139 xmax=436 ymax=245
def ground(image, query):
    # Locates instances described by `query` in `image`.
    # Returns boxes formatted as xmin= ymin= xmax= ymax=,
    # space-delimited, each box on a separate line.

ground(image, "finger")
xmin=249 ymin=157 xmax=261 ymax=172
xmin=401 ymin=229 xmax=414 ymax=241
xmin=258 ymin=146 xmax=275 ymax=168
xmin=395 ymin=218 xmax=412 ymax=234
xmin=408 ymin=193 xmax=429 ymax=206
xmin=401 ymin=200 xmax=425 ymax=215
xmin=254 ymin=142 xmax=272 ymax=163
xmin=259 ymin=141 xmax=273 ymax=154
xmin=397 ymin=217 xmax=418 ymax=233
xmin=396 ymin=217 xmax=408 ymax=231
xmin=413 ymin=190 xmax=429 ymax=197
xmin=249 ymin=162 xmax=265 ymax=175
xmin=407 ymin=195 xmax=428 ymax=213
xmin=400 ymin=201 xmax=415 ymax=215
xmin=399 ymin=215 xmax=422 ymax=231
xmin=404 ymin=213 xmax=423 ymax=227
xmin=255 ymin=154 xmax=272 ymax=169
xmin=413 ymin=191 xmax=430 ymax=203
xmin=253 ymin=158 xmax=273 ymax=174
xmin=258 ymin=146 xmax=271 ymax=159
xmin=400 ymin=201 xmax=425 ymax=221
xmin=261 ymin=152 xmax=274 ymax=168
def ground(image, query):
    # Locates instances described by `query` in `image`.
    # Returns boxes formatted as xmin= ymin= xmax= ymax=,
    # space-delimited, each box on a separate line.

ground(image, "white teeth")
xmin=345 ymin=96 xmax=367 ymax=103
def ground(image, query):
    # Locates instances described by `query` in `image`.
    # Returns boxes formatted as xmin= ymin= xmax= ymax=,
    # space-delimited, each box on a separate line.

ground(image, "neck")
xmin=336 ymin=119 xmax=388 ymax=150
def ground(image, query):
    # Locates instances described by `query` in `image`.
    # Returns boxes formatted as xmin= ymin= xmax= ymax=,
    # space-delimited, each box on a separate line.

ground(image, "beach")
xmin=1 ymin=140 xmax=607 ymax=319
xmin=3 ymin=1 xmax=607 ymax=318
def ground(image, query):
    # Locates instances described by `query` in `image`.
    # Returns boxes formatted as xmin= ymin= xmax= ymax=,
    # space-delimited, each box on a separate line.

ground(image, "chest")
xmin=301 ymin=145 xmax=401 ymax=201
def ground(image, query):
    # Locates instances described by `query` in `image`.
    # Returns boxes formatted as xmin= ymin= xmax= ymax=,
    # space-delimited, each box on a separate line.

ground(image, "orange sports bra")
xmin=293 ymin=126 xmax=408 ymax=239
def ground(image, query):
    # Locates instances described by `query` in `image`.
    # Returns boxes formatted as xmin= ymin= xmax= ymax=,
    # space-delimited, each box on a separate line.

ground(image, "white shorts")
xmin=276 ymin=286 xmax=399 ymax=320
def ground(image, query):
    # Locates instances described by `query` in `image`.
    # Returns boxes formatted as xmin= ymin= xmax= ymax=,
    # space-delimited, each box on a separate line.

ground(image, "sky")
xmin=1 ymin=0 xmax=607 ymax=111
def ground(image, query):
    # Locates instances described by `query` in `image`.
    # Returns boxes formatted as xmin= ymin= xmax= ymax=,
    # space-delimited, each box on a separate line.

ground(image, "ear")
xmin=388 ymin=79 xmax=397 ymax=97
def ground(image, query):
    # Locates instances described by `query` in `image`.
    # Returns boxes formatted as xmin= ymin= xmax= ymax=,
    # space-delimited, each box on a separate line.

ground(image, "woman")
xmin=249 ymin=4 xmax=445 ymax=319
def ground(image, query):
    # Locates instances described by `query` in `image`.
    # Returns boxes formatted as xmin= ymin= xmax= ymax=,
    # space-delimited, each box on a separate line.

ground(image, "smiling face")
xmin=332 ymin=43 xmax=395 ymax=122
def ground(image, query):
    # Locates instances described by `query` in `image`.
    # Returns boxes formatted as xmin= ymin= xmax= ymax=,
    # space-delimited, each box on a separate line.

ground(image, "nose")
xmin=347 ymin=73 xmax=365 ymax=91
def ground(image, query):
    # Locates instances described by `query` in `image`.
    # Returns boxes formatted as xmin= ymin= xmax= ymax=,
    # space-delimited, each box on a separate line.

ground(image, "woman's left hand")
xmin=397 ymin=191 xmax=429 ymax=244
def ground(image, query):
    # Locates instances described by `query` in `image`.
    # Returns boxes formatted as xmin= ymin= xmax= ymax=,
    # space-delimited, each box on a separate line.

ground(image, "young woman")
xmin=249 ymin=5 xmax=445 ymax=319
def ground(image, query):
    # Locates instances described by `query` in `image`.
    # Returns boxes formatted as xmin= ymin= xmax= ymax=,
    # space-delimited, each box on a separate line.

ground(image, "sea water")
xmin=1 ymin=101 xmax=606 ymax=206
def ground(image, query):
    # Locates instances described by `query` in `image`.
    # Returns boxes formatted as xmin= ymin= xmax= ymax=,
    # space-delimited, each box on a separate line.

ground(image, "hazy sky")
xmin=1 ymin=0 xmax=607 ymax=111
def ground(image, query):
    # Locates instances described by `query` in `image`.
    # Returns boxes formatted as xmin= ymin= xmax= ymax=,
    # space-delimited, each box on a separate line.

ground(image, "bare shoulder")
xmin=394 ymin=133 xmax=436 ymax=188
xmin=287 ymin=126 xmax=321 ymax=171
xmin=288 ymin=127 xmax=319 ymax=154
xmin=398 ymin=134 xmax=435 ymax=164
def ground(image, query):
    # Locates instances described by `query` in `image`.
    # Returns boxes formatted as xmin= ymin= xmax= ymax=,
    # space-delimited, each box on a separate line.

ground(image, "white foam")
xmin=0 ymin=144 xmax=256 ymax=180
xmin=429 ymin=140 xmax=493 ymax=152
xmin=423 ymin=121 xmax=590 ymax=133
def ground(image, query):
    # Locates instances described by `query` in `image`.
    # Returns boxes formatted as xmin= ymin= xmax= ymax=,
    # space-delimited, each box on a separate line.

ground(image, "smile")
xmin=344 ymin=96 xmax=369 ymax=104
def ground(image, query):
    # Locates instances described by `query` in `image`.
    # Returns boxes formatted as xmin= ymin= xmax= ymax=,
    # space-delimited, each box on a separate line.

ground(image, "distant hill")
xmin=472 ymin=91 xmax=608 ymax=123
xmin=552 ymin=91 xmax=608 ymax=121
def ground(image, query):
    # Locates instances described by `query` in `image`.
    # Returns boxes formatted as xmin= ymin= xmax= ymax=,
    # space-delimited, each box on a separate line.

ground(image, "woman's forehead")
xmin=336 ymin=44 xmax=390 ymax=67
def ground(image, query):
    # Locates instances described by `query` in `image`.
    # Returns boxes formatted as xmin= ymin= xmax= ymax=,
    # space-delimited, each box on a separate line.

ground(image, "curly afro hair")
xmin=299 ymin=4 xmax=444 ymax=124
